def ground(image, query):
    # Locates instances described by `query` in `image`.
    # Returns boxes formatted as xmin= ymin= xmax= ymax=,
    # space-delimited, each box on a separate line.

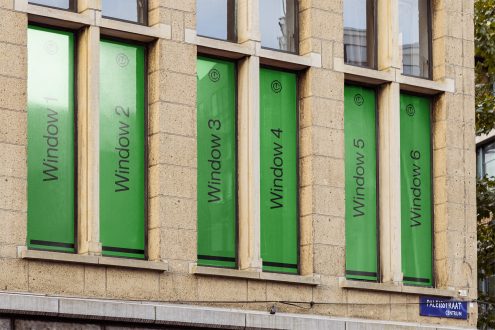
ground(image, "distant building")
xmin=476 ymin=131 xmax=495 ymax=319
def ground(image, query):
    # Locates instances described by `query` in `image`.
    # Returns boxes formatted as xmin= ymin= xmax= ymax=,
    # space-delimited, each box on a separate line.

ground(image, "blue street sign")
xmin=419 ymin=296 xmax=468 ymax=320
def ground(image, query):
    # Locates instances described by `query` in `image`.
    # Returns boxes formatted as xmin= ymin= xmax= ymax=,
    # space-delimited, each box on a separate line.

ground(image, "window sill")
xmin=187 ymin=30 xmax=255 ymax=59
xmin=256 ymin=44 xmax=322 ymax=70
xmin=397 ymin=73 xmax=455 ymax=94
xmin=190 ymin=263 xmax=320 ymax=286
xmin=17 ymin=247 xmax=169 ymax=272
xmin=19 ymin=1 xmax=171 ymax=42
xmin=339 ymin=278 xmax=457 ymax=298
xmin=26 ymin=3 xmax=93 ymax=28
xmin=187 ymin=29 xmax=321 ymax=70
xmin=100 ymin=18 xmax=171 ymax=42
xmin=335 ymin=58 xmax=395 ymax=84
xmin=334 ymin=57 xmax=455 ymax=94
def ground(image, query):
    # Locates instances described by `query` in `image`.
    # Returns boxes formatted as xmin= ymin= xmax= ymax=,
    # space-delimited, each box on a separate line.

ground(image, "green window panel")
xmin=100 ymin=39 xmax=146 ymax=259
xmin=344 ymin=85 xmax=378 ymax=281
xmin=400 ymin=94 xmax=433 ymax=287
xmin=197 ymin=57 xmax=237 ymax=268
xmin=27 ymin=25 xmax=75 ymax=253
xmin=260 ymin=68 xmax=298 ymax=274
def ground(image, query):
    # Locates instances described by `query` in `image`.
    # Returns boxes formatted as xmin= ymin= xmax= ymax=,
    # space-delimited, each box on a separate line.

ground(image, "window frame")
xmin=196 ymin=0 xmax=237 ymax=43
xmin=343 ymin=81 xmax=381 ymax=283
xmin=28 ymin=0 xmax=77 ymax=12
xmin=196 ymin=53 xmax=240 ymax=269
xmin=98 ymin=34 xmax=150 ymax=260
xmin=399 ymin=91 xmax=435 ymax=288
xmin=477 ymin=138 xmax=495 ymax=178
xmin=399 ymin=0 xmax=433 ymax=80
xmin=101 ymin=0 xmax=149 ymax=26
xmin=343 ymin=0 xmax=378 ymax=70
xmin=26 ymin=22 xmax=80 ymax=253
xmin=259 ymin=64 xmax=300 ymax=275
xmin=25 ymin=21 xmax=153 ymax=260
xmin=259 ymin=0 xmax=299 ymax=55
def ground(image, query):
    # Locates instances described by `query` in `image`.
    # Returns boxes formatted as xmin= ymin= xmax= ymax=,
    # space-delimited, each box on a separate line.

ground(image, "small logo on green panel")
xmin=208 ymin=69 xmax=220 ymax=82
xmin=271 ymin=80 xmax=282 ymax=93
xmin=116 ymin=53 xmax=129 ymax=68
xmin=406 ymin=104 xmax=415 ymax=117
xmin=354 ymin=94 xmax=364 ymax=106
xmin=45 ymin=41 xmax=58 ymax=55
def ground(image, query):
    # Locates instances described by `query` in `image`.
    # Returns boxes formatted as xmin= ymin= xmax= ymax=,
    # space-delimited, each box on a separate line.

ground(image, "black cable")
xmin=171 ymin=299 xmax=480 ymax=306
xmin=3 ymin=291 xmax=490 ymax=308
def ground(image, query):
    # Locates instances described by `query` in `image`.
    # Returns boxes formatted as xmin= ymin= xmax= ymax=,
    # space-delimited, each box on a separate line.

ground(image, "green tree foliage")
xmin=476 ymin=0 xmax=495 ymax=135
xmin=476 ymin=1 xmax=495 ymax=327
xmin=476 ymin=178 xmax=495 ymax=328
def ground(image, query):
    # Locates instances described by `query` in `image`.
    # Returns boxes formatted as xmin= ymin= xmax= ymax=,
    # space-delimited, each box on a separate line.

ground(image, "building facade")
xmin=0 ymin=0 xmax=477 ymax=329
xmin=475 ymin=131 xmax=495 ymax=321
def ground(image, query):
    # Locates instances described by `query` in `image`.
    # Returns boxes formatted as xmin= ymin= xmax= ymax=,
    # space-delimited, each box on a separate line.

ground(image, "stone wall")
xmin=0 ymin=0 xmax=477 ymax=328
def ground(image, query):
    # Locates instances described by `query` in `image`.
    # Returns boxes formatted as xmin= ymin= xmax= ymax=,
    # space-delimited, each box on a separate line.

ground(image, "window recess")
xmin=102 ymin=0 xmax=148 ymax=25
xmin=28 ymin=0 xmax=76 ymax=11
xmin=400 ymin=93 xmax=433 ymax=287
xmin=260 ymin=0 xmax=298 ymax=54
xmin=344 ymin=84 xmax=379 ymax=282
xmin=399 ymin=0 xmax=431 ymax=79
xmin=259 ymin=67 xmax=298 ymax=274
xmin=27 ymin=25 xmax=76 ymax=253
xmin=196 ymin=0 xmax=236 ymax=42
xmin=197 ymin=56 xmax=238 ymax=269
xmin=99 ymin=39 xmax=147 ymax=259
xmin=344 ymin=0 xmax=377 ymax=68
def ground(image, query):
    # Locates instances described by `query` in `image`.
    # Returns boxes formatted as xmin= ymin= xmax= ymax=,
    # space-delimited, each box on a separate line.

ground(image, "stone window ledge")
xmin=186 ymin=30 xmax=255 ymax=59
xmin=190 ymin=263 xmax=320 ymax=286
xmin=334 ymin=58 xmax=455 ymax=95
xmin=339 ymin=278 xmax=458 ymax=298
xmin=100 ymin=18 xmax=171 ymax=42
xmin=335 ymin=58 xmax=396 ymax=84
xmin=398 ymin=73 xmax=455 ymax=95
xmin=24 ymin=2 xmax=93 ymax=27
xmin=186 ymin=29 xmax=321 ymax=70
xmin=17 ymin=1 xmax=171 ymax=42
xmin=17 ymin=247 xmax=169 ymax=272
xmin=256 ymin=45 xmax=322 ymax=70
